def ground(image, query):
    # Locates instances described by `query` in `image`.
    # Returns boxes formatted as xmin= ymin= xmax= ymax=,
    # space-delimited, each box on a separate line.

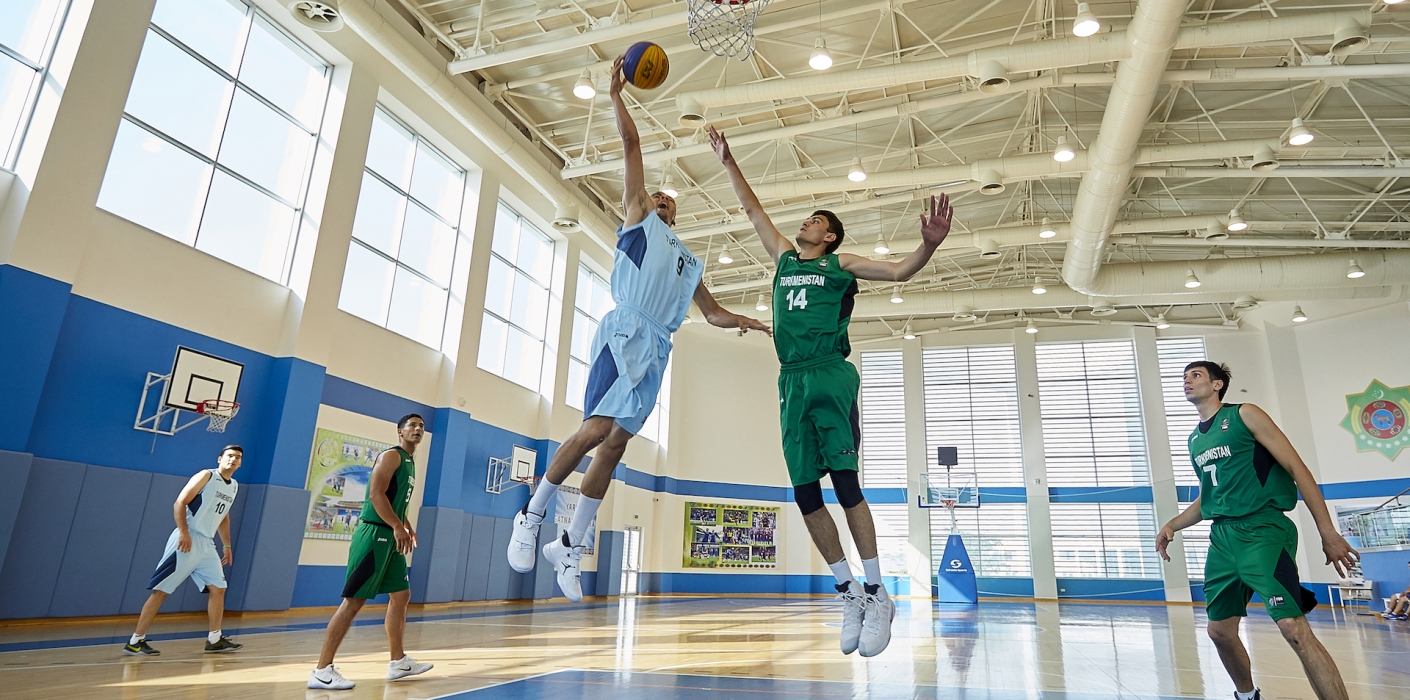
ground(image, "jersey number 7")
xmin=1202 ymin=464 xmax=1218 ymax=487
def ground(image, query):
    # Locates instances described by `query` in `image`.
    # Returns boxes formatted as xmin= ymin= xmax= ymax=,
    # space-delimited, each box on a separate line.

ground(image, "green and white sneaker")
xmin=204 ymin=636 xmax=243 ymax=653
xmin=122 ymin=639 xmax=160 ymax=656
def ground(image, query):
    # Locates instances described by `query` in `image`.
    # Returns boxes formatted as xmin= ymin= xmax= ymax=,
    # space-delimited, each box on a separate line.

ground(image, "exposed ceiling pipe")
xmin=336 ymin=0 xmax=616 ymax=248
xmin=1062 ymin=0 xmax=1189 ymax=296
xmin=562 ymin=62 xmax=1410 ymax=179
xmin=675 ymin=10 xmax=1364 ymax=119
xmin=447 ymin=11 xmax=685 ymax=74
xmin=1110 ymin=235 xmax=1410 ymax=249
xmin=750 ymin=138 xmax=1278 ymax=199
xmin=1133 ymin=166 xmax=1410 ymax=179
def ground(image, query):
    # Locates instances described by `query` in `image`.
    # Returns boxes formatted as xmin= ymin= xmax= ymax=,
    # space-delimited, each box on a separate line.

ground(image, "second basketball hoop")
xmin=686 ymin=0 xmax=770 ymax=60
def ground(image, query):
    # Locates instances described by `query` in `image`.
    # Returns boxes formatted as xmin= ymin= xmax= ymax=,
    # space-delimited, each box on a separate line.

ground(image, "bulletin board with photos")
xmin=683 ymin=501 xmax=779 ymax=568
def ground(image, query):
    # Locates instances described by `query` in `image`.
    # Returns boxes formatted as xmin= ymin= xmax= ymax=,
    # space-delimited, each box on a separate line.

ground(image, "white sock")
xmin=526 ymin=480 xmax=559 ymax=518
xmin=208 ymin=630 xmax=221 ymax=644
xmin=566 ymin=495 xmax=601 ymax=546
xmin=1235 ymin=689 xmax=1258 ymax=700
xmin=861 ymin=557 xmax=887 ymax=598
xmin=130 ymin=634 xmax=143 ymax=645
xmin=828 ymin=558 xmax=859 ymax=589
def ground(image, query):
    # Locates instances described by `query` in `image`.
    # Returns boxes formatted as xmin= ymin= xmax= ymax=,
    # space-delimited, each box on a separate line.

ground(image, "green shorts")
xmin=342 ymin=522 xmax=409 ymax=599
xmin=778 ymin=355 xmax=861 ymax=487
xmin=1203 ymin=510 xmax=1318 ymax=621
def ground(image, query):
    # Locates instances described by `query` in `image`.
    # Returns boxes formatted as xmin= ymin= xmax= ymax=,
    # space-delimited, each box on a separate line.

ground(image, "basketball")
xmin=623 ymin=41 xmax=669 ymax=90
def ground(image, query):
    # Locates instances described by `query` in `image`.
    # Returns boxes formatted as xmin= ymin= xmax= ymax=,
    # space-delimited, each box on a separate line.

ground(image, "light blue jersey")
xmin=186 ymin=469 xmax=238 ymax=539
xmin=583 ymin=213 xmax=701 ymax=434
xmin=147 ymin=469 xmax=238 ymax=594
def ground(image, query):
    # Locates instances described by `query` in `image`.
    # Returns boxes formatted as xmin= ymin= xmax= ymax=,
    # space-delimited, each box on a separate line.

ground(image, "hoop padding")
xmin=198 ymin=399 xmax=240 ymax=433
xmin=686 ymin=0 xmax=771 ymax=60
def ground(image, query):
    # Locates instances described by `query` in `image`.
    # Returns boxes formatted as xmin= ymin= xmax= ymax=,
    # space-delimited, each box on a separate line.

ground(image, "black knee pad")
xmin=830 ymin=469 xmax=865 ymax=508
xmin=793 ymin=480 xmax=825 ymax=515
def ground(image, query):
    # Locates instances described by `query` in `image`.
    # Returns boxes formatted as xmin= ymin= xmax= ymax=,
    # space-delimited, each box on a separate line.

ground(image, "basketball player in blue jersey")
xmin=123 ymin=446 xmax=244 ymax=656
xmin=506 ymin=54 xmax=770 ymax=601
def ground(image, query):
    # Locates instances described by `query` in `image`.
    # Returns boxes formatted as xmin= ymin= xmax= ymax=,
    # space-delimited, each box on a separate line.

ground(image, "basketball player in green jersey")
xmin=1157 ymin=362 xmax=1358 ymax=700
xmin=710 ymin=126 xmax=953 ymax=657
xmin=309 ymin=414 xmax=433 ymax=691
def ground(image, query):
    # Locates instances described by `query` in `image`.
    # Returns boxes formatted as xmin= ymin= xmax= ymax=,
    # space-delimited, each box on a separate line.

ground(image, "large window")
xmin=859 ymin=351 xmax=906 ymax=488
xmin=1050 ymin=503 xmax=1161 ymax=579
xmin=97 ymin=0 xmax=330 ymax=284
xmin=567 ymin=265 xmax=612 ymax=410
xmin=1178 ymin=500 xmax=1211 ymax=579
xmin=478 ymin=203 xmax=559 ymax=394
xmin=638 ymin=359 xmax=671 ymax=446
xmin=0 ymin=0 xmax=71 ymax=169
xmin=1156 ymin=337 xmax=1207 ymax=487
xmin=1035 ymin=340 xmax=1150 ymax=487
xmin=338 ymin=108 xmax=471 ymax=354
xmin=932 ymin=503 xmax=1032 ymax=578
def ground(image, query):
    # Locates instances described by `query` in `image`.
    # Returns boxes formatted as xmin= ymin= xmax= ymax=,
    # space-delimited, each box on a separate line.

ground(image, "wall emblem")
xmin=1339 ymin=380 xmax=1410 ymax=460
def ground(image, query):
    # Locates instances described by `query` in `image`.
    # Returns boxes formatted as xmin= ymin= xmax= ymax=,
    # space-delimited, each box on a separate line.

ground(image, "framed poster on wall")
xmin=304 ymin=428 xmax=395 ymax=540
xmin=684 ymin=501 xmax=780 ymax=568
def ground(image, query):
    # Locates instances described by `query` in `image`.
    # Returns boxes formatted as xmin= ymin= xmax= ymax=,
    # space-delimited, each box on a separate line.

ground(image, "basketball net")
xmin=687 ymin=0 xmax=771 ymax=60
xmin=198 ymin=399 xmax=239 ymax=433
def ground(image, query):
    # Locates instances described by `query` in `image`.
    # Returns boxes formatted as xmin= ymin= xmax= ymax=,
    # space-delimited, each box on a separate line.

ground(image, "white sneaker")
xmin=387 ymin=655 xmax=433 ymax=680
xmin=858 ymin=584 xmax=895 ymax=658
xmin=836 ymin=581 xmax=865 ymax=655
xmin=543 ymin=532 xmax=584 ymax=602
xmin=508 ymin=506 xmax=544 ymax=573
xmin=307 ymin=664 xmax=355 ymax=690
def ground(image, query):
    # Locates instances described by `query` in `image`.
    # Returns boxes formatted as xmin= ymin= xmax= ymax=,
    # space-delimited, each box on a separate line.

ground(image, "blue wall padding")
xmin=252 ymin=357 xmax=325 ymax=488
xmin=120 ymin=473 xmax=189 ymax=614
xmin=409 ymin=506 xmax=465 ymax=604
xmin=0 ymin=451 xmax=34 ymax=568
xmin=224 ymin=484 xmax=310 ymax=611
xmin=423 ymin=408 xmax=471 ymax=509
xmin=25 ymin=296 xmax=275 ymax=480
xmin=486 ymin=517 xmax=520 ymax=599
xmin=291 ymin=565 xmax=388 ymax=607
xmin=320 ymin=375 xmax=435 ymax=430
xmin=462 ymin=514 xmax=494 ymax=601
xmin=1056 ymin=578 xmax=1165 ymax=601
xmin=452 ymin=511 xmax=471 ymax=597
xmin=1360 ymin=548 xmax=1410 ymax=600
xmin=50 ymin=465 xmax=152 ymax=616
xmin=597 ymin=530 xmax=623 ymax=597
xmin=0 ymin=265 xmax=71 ymax=452
xmin=0 ymin=458 xmax=85 ymax=617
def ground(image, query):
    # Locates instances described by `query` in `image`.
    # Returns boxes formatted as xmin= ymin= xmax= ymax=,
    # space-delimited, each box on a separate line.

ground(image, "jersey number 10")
xmin=785 ymin=288 xmax=808 ymax=310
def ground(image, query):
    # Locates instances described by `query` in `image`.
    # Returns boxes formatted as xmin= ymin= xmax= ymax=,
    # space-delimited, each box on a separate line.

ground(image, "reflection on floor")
xmin=0 ymin=596 xmax=1405 ymax=699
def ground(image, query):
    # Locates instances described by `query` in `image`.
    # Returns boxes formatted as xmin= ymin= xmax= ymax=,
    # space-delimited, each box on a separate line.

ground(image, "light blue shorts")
xmin=583 ymin=305 xmax=671 ymax=435
xmin=147 ymin=529 xmax=226 ymax=594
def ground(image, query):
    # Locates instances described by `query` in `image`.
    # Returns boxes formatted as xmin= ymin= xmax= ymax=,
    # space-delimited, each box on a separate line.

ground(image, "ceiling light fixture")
xmin=1183 ymin=269 xmax=1202 ymax=289
xmin=1232 ymin=295 xmax=1260 ymax=310
xmin=891 ymin=287 xmax=904 ymax=304
xmin=1287 ymin=117 xmax=1315 ymax=146
xmin=572 ymin=69 xmax=597 ymax=100
xmin=1025 ymin=320 xmax=1039 ymax=334
xmin=1226 ymin=209 xmax=1248 ymax=232
xmin=1291 ymin=305 xmax=1308 ymax=323
xmin=1153 ymin=314 xmax=1171 ymax=330
xmin=1039 ymin=217 xmax=1057 ymax=239
xmin=1032 ymin=278 xmax=1047 ymax=295
xmin=1090 ymin=302 xmax=1116 ymax=317
xmin=903 ymin=324 xmax=916 ymax=340
xmin=1053 ymin=135 xmax=1075 ymax=162
xmin=756 ymin=294 xmax=769 ymax=312
xmin=847 ymin=157 xmax=867 ymax=182
xmin=1072 ymin=2 xmax=1100 ymax=37
xmin=809 ymin=37 xmax=833 ymax=71
xmin=1249 ymin=144 xmax=1279 ymax=172
xmin=874 ymin=236 xmax=890 ymax=255
xmin=1202 ymin=223 xmax=1229 ymax=241
xmin=717 ymin=246 xmax=734 ymax=265
xmin=660 ymin=174 xmax=678 ymax=199
xmin=953 ymin=304 xmax=976 ymax=322
xmin=1347 ymin=259 xmax=1366 ymax=279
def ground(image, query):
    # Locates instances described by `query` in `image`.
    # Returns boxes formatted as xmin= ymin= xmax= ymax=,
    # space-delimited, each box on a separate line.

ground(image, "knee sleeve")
xmin=793 ymin=480 xmax=824 ymax=515
xmin=830 ymin=469 xmax=865 ymax=508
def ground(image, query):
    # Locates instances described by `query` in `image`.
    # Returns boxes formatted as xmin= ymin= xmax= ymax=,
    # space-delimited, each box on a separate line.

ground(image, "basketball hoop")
xmin=686 ymin=0 xmax=771 ymax=60
xmin=941 ymin=498 xmax=958 ymax=510
xmin=197 ymin=399 xmax=240 ymax=433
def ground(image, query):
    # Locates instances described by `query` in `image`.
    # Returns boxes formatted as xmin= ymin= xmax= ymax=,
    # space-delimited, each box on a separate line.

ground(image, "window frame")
xmin=478 ymin=202 xmax=560 ymax=394
xmin=566 ymin=263 xmax=612 ymax=411
xmin=0 ymin=0 xmax=74 ymax=170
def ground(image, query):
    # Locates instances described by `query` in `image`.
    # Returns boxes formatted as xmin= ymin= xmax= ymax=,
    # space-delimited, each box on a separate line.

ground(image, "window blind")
xmin=859 ymin=351 xmax=907 ymax=488
xmin=1035 ymin=341 xmax=1151 ymax=487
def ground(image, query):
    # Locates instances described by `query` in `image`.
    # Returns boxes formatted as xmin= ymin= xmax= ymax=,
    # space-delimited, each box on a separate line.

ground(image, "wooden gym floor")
xmin=0 ymin=596 xmax=1406 ymax=699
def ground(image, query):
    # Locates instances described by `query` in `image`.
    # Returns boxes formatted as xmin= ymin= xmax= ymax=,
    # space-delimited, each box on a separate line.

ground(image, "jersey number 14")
xmin=785 ymin=288 xmax=808 ymax=310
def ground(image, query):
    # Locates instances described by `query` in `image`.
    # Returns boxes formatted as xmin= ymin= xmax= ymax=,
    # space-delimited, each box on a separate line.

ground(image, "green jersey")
xmin=771 ymin=251 xmax=859 ymax=366
xmin=360 ymin=446 xmax=416 ymax=526
xmin=1189 ymin=404 xmax=1298 ymax=521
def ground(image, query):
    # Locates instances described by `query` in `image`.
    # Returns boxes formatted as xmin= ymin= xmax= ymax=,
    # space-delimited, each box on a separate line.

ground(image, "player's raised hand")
xmin=609 ymin=55 xmax=626 ymax=100
xmin=735 ymin=314 xmax=773 ymax=337
xmin=1322 ymin=531 xmax=1360 ymax=578
xmin=1155 ymin=524 xmax=1175 ymax=562
xmin=918 ymin=194 xmax=953 ymax=247
xmin=707 ymin=126 xmax=734 ymax=165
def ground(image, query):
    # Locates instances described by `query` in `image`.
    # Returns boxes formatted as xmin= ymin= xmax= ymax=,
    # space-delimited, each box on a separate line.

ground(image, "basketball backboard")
xmin=918 ymin=471 xmax=979 ymax=509
xmin=163 ymin=346 xmax=244 ymax=412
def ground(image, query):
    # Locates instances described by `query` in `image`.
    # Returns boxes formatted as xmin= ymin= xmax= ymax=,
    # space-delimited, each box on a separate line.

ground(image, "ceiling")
xmin=390 ymin=0 xmax=1410 ymax=338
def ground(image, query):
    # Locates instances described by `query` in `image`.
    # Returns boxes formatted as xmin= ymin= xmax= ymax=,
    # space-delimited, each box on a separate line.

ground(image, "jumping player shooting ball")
xmin=505 ymin=56 xmax=770 ymax=601
xmin=1158 ymin=362 xmax=1359 ymax=700
xmin=709 ymin=125 xmax=954 ymax=657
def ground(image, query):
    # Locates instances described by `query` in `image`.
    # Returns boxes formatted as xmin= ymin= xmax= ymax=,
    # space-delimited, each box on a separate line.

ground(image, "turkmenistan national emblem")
xmin=1340 ymin=380 xmax=1410 ymax=460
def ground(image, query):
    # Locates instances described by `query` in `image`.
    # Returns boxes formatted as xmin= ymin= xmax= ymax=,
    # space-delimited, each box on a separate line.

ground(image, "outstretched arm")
xmin=707 ymin=126 xmax=793 ymax=263
xmin=612 ymin=55 xmax=652 ymax=228
xmin=692 ymin=281 xmax=772 ymax=336
xmin=1241 ymin=403 xmax=1360 ymax=577
xmin=838 ymin=194 xmax=953 ymax=281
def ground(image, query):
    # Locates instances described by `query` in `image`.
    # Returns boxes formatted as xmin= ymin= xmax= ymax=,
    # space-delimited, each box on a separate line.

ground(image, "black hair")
xmin=813 ymin=210 xmax=845 ymax=254
xmin=397 ymin=414 xmax=424 ymax=430
xmin=1184 ymin=361 xmax=1232 ymax=400
xmin=221 ymin=445 xmax=243 ymax=456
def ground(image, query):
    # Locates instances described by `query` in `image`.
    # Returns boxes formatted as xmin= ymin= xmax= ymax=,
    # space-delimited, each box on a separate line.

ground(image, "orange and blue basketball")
xmin=623 ymin=41 xmax=669 ymax=90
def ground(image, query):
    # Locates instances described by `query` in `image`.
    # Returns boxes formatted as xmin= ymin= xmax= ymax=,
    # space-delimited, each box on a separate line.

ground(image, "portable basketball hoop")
xmin=198 ymin=399 xmax=240 ymax=433
xmin=686 ymin=0 xmax=770 ymax=60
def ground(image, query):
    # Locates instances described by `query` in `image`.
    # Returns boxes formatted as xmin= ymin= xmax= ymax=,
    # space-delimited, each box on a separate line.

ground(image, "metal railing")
xmin=1340 ymin=487 xmax=1410 ymax=549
